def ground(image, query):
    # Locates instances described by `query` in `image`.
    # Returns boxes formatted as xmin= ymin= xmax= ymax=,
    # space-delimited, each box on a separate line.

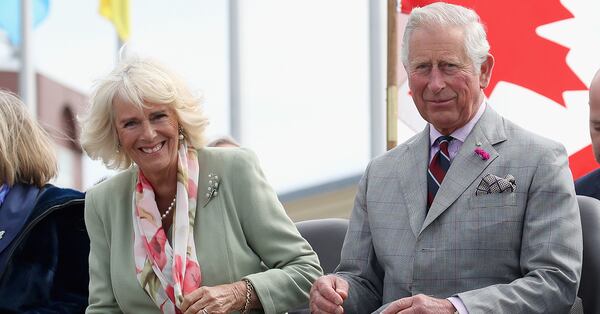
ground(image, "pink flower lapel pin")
xmin=474 ymin=147 xmax=490 ymax=161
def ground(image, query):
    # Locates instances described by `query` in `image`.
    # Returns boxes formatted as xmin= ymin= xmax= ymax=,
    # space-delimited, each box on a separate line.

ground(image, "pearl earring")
xmin=179 ymin=127 xmax=185 ymax=140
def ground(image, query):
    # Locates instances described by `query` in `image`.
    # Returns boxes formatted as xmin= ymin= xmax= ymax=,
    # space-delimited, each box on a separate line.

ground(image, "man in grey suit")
xmin=309 ymin=2 xmax=582 ymax=313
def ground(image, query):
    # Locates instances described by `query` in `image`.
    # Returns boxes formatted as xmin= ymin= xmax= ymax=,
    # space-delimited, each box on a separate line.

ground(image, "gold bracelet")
xmin=241 ymin=279 xmax=254 ymax=314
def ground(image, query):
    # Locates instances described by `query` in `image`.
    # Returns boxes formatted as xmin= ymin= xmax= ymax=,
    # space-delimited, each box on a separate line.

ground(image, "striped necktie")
xmin=427 ymin=136 xmax=453 ymax=209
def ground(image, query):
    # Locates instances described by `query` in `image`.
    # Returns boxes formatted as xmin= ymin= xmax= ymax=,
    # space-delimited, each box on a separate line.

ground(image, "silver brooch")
xmin=0 ymin=230 xmax=5 ymax=240
xmin=203 ymin=173 xmax=220 ymax=207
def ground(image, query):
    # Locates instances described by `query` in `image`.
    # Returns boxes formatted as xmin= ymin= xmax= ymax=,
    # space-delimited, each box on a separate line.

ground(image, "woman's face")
xmin=113 ymin=98 xmax=180 ymax=178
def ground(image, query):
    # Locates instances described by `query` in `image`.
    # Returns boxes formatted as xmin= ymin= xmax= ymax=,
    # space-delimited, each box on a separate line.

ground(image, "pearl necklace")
xmin=161 ymin=197 xmax=176 ymax=220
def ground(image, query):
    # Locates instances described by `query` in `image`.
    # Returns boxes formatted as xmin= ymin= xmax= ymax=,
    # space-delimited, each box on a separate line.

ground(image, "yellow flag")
xmin=99 ymin=0 xmax=130 ymax=41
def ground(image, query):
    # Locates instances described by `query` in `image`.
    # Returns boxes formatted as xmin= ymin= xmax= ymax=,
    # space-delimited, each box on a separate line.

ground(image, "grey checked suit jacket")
xmin=336 ymin=107 xmax=583 ymax=313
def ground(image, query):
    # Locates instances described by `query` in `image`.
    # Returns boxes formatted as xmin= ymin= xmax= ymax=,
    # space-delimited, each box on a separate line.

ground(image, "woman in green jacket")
xmin=79 ymin=57 xmax=322 ymax=314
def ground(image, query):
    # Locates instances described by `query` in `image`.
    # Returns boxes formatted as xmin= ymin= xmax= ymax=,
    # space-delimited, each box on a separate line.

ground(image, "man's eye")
xmin=441 ymin=63 xmax=460 ymax=73
xmin=413 ymin=64 xmax=430 ymax=73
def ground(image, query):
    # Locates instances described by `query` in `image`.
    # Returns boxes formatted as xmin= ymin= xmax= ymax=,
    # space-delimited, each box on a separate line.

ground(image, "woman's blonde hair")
xmin=0 ymin=90 xmax=58 ymax=187
xmin=79 ymin=57 xmax=209 ymax=169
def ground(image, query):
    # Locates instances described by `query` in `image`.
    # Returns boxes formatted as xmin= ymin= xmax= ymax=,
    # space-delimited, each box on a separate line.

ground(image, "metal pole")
xmin=117 ymin=37 xmax=124 ymax=62
xmin=19 ymin=0 xmax=36 ymax=118
xmin=369 ymin=0 xmax=386 ymax=158
xmin=386 ymin=0 xmax=400 ymax=150
xmin=228 ymin=0 xmax=242 ymax=143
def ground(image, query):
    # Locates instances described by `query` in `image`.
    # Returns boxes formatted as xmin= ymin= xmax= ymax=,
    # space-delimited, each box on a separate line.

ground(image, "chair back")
xmin=295 ymin=218 xmax=349 ymax=274
xmin=289 ymin=218 xmax=349 ymax=314
xmin=577 ymin=195 xmax=600 ymax=314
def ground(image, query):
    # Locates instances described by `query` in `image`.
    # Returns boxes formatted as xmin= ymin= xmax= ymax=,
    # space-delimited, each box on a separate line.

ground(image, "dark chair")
xmin=577 ymin=195 xmax=600 ymax=314
xmin=296 ymin=218 xmax=349 ymax=274
xmin=289 ymin=218 xmax=349 ymax=314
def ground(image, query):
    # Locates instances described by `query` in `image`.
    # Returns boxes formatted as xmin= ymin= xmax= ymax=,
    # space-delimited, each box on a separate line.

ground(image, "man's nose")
xmin=427 ymin=68 xmax=446 ymax=93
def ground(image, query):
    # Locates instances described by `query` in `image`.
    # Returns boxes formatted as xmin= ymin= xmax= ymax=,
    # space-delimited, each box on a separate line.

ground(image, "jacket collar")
xmin=0 ymin=184 xmax=40 ymax=257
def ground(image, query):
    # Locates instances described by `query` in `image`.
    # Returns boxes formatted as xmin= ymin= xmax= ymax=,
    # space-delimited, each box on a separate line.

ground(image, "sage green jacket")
xmin=85 ymin=148 xmax=322 ymax=314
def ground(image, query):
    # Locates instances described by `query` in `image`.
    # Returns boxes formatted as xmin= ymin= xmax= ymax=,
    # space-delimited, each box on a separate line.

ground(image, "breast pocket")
xmin=469 ymin=191 xmax=517 ymax=208
xmin=465 ymin=192 xmax=523 ymax=250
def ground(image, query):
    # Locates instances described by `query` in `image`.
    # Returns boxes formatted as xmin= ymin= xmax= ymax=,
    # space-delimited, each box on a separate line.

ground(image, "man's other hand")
xmin=381 ymin=294 xmax=457 ymax=314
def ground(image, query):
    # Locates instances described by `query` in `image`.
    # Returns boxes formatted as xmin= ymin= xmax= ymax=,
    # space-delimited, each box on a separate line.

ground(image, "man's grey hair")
xmin=206 ymin=135 xmax=240 ymax=148
xmin=401 ymin=2 xmax=490 ymax=72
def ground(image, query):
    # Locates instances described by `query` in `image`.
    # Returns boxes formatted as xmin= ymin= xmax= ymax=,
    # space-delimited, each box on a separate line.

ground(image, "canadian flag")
xmin=398 ymin=0 xmax=600 ymax=179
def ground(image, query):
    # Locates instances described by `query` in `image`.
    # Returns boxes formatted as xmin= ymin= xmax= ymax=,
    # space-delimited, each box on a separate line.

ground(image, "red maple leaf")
xmin=401 ymin=0 xmax=587 ymax=106
xmin=569 ymin=145 xmax=599 ymax=180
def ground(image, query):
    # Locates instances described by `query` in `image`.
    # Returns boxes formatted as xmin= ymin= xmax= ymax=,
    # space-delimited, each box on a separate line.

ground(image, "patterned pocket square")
xmin=475 ymin=174 xmax=516 ymax=196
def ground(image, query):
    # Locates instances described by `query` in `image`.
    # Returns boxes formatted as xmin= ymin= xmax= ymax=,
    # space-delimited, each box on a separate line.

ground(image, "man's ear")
xmin=404 ymin=64 xmax=411 ymax=89
xmin=479 ymin=54 xmax=495 ymax=89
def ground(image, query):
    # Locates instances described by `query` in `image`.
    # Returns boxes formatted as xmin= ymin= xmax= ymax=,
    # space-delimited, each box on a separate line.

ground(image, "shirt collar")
xmin=0 ymin=184 xmax=10 ymax=207
xmin=429 ymin=98 xmax=487 ymax=146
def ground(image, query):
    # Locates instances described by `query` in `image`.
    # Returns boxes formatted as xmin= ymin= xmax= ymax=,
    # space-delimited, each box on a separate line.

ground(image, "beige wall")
xmin=283 ymin=185 xmax=357 ymax=222
xmin=0 ymin=71 xmax=87 ymax=189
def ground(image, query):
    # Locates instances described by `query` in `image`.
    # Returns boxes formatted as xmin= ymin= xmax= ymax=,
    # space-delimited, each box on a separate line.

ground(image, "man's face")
xmin=405 ymin=26 xmax=493 ymax=135
xmin=589 ymin=74 xmax=600 ymax=162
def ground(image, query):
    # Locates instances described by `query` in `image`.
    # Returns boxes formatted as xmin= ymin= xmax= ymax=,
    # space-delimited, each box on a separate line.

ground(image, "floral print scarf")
xmin=132 ymin=143 xmax=202 ymax=313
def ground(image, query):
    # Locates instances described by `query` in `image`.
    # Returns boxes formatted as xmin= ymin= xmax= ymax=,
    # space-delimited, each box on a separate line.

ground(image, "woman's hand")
xmin=180 ymin=281 xmax=246 ymax=314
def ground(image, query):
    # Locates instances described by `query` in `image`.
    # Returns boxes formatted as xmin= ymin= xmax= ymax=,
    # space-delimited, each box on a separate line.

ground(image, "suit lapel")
xmin=398 ymin=127 xmax=430 ymax=237
xmin=420 ymin=106 xmax=507 ymax=234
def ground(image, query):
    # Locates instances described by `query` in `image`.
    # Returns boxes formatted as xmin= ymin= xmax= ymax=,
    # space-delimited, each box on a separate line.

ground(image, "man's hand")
xmin=309 ymin=275 xmax=349 ymax=314
xmin=381 ymin=294 xmax=456 ymax=314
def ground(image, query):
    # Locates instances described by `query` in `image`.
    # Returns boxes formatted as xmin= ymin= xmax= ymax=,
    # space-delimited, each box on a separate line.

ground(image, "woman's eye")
xmin=153 ymin=113 xmax=168 ymax=121
xmin=123 ymin=121 xmax=137 ymax=128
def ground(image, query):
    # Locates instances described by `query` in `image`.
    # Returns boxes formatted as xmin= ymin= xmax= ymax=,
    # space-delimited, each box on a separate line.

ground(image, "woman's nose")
xmin=140 ymin=121 xmax=157 ymax=139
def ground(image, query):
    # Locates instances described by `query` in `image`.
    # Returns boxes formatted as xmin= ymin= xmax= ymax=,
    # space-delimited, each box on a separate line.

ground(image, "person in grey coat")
xmin=310 ymin=2 xmax=582 ymax=313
